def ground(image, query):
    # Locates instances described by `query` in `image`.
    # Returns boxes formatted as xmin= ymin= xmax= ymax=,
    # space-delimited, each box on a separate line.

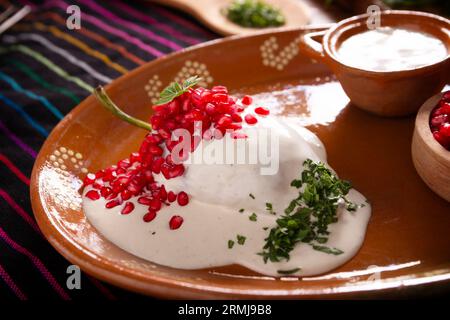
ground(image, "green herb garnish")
xmin=237 ymin=235 xmax=246 ymax=245
xmin=277 ymin=268 xmax=301 ymax=275
xmin=228 ymin=240 xmax=235 ymax=249
xmin=155 ymin=76 xmax=201 ymax=105
xmin=259 ymin=159 xmax=359 ymax=263
xmin=239 ymin=208 xmax=245 ymax=213
xmin=249 ymin=213 xmax=257 ymax=221
xmin=249 ymin=193 xmax=255 ymax=199
xmin=265 ymin=202 xmax=275 ymax=215
xmin=225 ymin=0 xmax=285 ymax=28
xmin=310 ymin=245 xmax=343 ymax=255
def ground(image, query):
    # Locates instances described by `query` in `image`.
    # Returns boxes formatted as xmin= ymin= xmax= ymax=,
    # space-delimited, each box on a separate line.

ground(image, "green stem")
xmin=94 ymin=86 xmax=152 ymax=131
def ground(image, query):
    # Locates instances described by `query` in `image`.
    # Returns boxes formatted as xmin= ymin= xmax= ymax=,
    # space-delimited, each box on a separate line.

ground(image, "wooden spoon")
xmin=150 ymin=0 xmax=310 ymax=36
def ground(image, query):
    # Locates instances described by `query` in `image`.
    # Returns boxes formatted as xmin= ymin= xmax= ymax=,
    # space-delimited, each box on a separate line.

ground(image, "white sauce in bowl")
xmin=337 ymin=27 xmax=447 ymax=72
xmin=83 ymin=118 xmax=371 ymax=277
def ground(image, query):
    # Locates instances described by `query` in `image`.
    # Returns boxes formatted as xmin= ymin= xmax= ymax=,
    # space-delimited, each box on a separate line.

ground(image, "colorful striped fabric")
xmin=0 ymin=0 xmax=215 ymax=300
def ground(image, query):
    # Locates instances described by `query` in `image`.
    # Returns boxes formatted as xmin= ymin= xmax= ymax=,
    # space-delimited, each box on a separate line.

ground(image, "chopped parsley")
xmin=259 ymin=159 xmax=360 ymax=263
xmin=239 ymin=208 xmax=245 ymax=213
xmin=311 ymin=245 xmax=343 ymax=255
xmin=228 ymin=240 xmax=235 ymax=249
xmin=249 ymin=193 xmax=255 ymax=199
xmin=249 ymin=213 xmax=257 ymax=221
xmin=265 ymin=202 xmax=275 ymax=215
xmin=237 ymin=235 xmax=246 ymax=245
xmin=277 ymin=268 xmax=301 ymax=275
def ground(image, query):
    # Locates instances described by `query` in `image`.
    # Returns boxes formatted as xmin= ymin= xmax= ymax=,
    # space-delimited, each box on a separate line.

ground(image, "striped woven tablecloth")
xmin=0 ymin=0 xmax=215 ymax=300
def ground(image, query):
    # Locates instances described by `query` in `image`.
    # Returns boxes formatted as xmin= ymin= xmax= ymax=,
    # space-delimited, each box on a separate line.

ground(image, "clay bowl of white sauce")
xmin=299 ymin=10 xmax=450 ymax=117
xmin=412 ymin=91 xmax=450 ymax=202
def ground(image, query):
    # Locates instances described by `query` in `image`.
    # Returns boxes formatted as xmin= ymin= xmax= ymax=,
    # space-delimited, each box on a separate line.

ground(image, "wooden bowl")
xmin=412 ymin=92 xmax=450 ymax=202
xmin=299 ymin=10 xmax=450 ymax=117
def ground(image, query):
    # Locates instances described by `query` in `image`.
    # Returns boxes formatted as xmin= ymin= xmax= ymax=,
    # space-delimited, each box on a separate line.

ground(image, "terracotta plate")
xmin=30 ymin=28 xmax=450 ymax=299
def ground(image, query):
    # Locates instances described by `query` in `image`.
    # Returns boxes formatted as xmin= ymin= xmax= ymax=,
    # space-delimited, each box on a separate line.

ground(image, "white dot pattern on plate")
xmin=260 ymin=36 xmax=302 ymax=70
xmin=48 ymin=147 xmax=89 ymax=174
xmin=173 ymin=60 xmax=213 ymax=88
xmin=144 ymin=61 xmax=214 ymax=104
xmin=144 ymin=75 xmax=163 ymax=104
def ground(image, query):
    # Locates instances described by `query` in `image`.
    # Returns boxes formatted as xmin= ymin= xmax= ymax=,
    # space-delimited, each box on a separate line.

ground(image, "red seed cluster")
xmin=83 ymin=85 xmax=270 ymax=229
xmin=430 ymin=91 xmax=450 ymax=151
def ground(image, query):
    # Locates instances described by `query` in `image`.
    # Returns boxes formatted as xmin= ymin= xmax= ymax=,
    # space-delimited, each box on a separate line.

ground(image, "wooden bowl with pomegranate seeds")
xmin=412 ymin=91 xmax=450 ymax=202
xmin=30 ymin=26 xmax=450 ymax=298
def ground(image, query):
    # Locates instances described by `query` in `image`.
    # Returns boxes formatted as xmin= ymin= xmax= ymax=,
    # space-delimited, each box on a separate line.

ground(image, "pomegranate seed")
xmin=92 ymin=181 xmax=103 ymax=189
xmin=443 ymin=91 xmax=450 ymax=102
xmin=83 ymin=173 xmax=96 ymax=186
xmin=430 ymin=92 xmax=450 ymax=151
xmin=158 ymin=128 xmax=171 ymax=139
xmin=105 ymin=199 xmax=121 ymax=208
xmin=254 ymin=106 xmax=270 ymax=116
xmin=167 ymin=191 xmax=177 ymax=202
xmin=102 ymin=170 xmax=117 ymax=182
xmin=85 ymin=190 xmax=100 ymax=200
xmin=431 ymin=114 xmax=448 ymax=129
xmin=130 ymin=152 xmax=141 ymax=163
xmin=106 ymin=192 xmax=118 ymax=200
xmin=241 ymin=95 xmax=252 ymax=105
xmin=244 ymin=114 xmax=258 ymax=125
xmin=160 ymin=164 xmax=171 ymax=179
xmin=121 ymin=202 xmax=134 ymax=215
xmin=217 ymin=115 xmax=232 ymax=128
xmin=205 ymin=103 xmax=216 ymax=115
xmin=138 ymin=197 xmax=152 ymax=205
xmin=143 ymin=210 xmax=157 ymax=222
xmin=151 ymin=157 xmax=165 ymax=174
xmin=231 ymin=113 xmax=243 ymax=122
xmin=121 ymin=189 xmax=132 ymax=200
xmin=439 ymin=101 xmax=450 ymax=115
xmin=177 ymin=191 xmax=189 ymax=206
xmin=236 ymin=106 xmax=245 ymax=113
xmin=169 ymin=215 xmax=184 ymax=230
xmin=228 ymin=123 xmax=242 ymax=131
xmin=158 ymin=186 xmax=167 ymax=201
xmin=95 ymin=171 xmax=105 ymax=179
xmin=169 ymin=165 xmax=185 ymax=179
xmin=149 ymin=145 xmax=163 ymax=156
xmin=118 ymin=159 xmax=131 ymax=168
xmin=100 ymin=187 xmax=112 ymax=197
xmin=149 ymin=198 xmax=162 ymax=211
xmin=211 ymin=93 xmax=228 ymax=103
xmin=212 ymin=85 xmax=228 ymax=94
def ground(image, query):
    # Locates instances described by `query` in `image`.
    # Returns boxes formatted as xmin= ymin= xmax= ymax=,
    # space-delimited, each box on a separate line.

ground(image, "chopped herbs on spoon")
xmin=259 ymin=159 xmax=361 ymax=263
xmin=225 ymin=0 xmax=286 ymax=28
xmin=249 ymin=213 xmax=258 ymax=221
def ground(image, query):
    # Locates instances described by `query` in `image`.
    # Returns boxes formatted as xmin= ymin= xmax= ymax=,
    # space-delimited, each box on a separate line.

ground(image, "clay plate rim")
xmin=30 ymin=27 xmax=450 ymax=299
